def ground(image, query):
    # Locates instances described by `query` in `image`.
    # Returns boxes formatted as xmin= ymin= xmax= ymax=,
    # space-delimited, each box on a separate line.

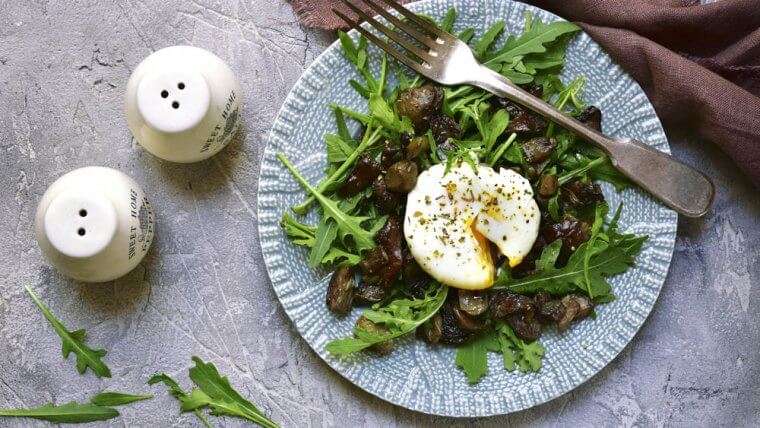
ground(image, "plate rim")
xmin=257 ymin=0 xmax=677 ymax=417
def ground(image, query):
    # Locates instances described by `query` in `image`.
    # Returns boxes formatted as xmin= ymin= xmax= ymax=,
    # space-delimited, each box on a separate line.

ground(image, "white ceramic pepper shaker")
xmin=35 ymin=167 xmax=155 ymax=283
xmin=125 ymin=45 xmax=242 ymax=163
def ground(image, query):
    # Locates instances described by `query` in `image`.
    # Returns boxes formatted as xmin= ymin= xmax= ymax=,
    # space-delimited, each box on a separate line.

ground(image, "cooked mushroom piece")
xmin=353 ymin=282 xmax=387 ymax=306
xmin=490 ymin=290 xmax=537 ymax=319
xmin=405 ymin=135 xmax=430 ymax=160
xmin=373 ymin=217 xmax=403 ymax=289
xmin=563 ymin=293 xmax=594 ymax=319
xmin=402 ymin=247 xmax=431 ymax=294
xmin=381 ymin=143 xmax=402 ymax=170
xmin=416 ymin=313 xmax=443 ymax=344
xmin=492 ymin=94 xmax=548 ymax=135
xmin=439 ymin=303 xmax=475 ymax=345
xmin=561 ymin=179 xmax=605 ymax=212
xmin=394 ymin=84 xmax=444 ymax=131
xmin=537 ymin=299 xmax=566 ymax=324
xmin=538 ymin=174 xmax=559 ymax=197
xmin=452 ymin=307 xmax=485 ymax=332
xmin=521 ymin=137 xmax=557 ymax=164
xmin=355 ymin=316 xmax=393 ymax=355
xmin=358 ymin=247 xmax=388 ymax=286
xmin=337 ymin=153 xmax=380 ymax=197
xmin=577 ymin=106 xmax=602 ymax=131
xmin=385 ymin=160 xmax=418 ymax=193
xmin=458 ymin=289 xmax=488 ymax=316
xmin=506 ymin=313 xmax=542 ymax=341
xmin=557 ymin=295 xmax=580 ymax=331
xmin=326 ymin=266 xmax=355 ymax=315
xmin=371 ymin=176 xmax=400 ymax=214
xmin=429 ymin=114 xmax=461 ymax=145
xmin=542 ymin=215 xmax=592 ymax=260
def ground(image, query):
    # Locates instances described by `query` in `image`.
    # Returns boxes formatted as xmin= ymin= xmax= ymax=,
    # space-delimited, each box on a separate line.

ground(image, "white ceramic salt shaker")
xmin=125 ymin=45 xmax=242 ymax=163
xmin=35 ymin=167 xmax=155 ymax=283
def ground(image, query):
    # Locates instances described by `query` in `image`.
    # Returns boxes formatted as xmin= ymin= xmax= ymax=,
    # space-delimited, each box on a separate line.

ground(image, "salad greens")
xmin=278 ymin=9 xmax=647 ymax=385
xmin=24 ymin=284 xmax=111 ymax=378
xmin=326 ymin=282 xmax=447 ymax=355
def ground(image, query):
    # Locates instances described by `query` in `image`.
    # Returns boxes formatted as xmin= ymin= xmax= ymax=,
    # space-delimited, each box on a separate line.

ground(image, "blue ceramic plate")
xmin=258 ymin=0 xmax=677 ymax=416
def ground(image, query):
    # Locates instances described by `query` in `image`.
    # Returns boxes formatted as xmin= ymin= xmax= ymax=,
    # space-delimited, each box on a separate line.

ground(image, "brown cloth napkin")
xmin=288 ymin=0 xmax=760 ymax=188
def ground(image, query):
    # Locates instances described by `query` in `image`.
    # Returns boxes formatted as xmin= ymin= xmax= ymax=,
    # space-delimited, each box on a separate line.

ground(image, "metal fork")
xmin=333 ymin=0 xmax=714 ymax=217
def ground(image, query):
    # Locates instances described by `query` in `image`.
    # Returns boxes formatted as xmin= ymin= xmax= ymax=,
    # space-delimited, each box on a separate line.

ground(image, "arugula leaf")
xmin=497 ymin=322 xmax=545 ymax=372
xmin=474 ymin=20 xmax=506 ymax=60
xmin=455 ymin=331 xmax=500 ymax=384
xmin=309 ymin=216 xmax=338 ymax=268
xmin=368 ymin=93 xmax=413 ymax=135
xmin=291 ymin=126 xmax=382 ymax=215
xmin=90 ymin=392 xmax=153 ymax=407
xmin=149 ymin=374 xmax=213 ymax=428
xmin=0 ymin=402 xmax=119 ymax=424
xmin=583 ymin=203 xmax=608 ymax=298
xmin=326 ymin=283 xmax=448 ymax=355
xmin=24 ymin=284 xmax=111 ymax=378
xmin=180 ymin=357 xmax=279 ymax=428
xmin=279 ymin=153 xmax=376 ymax=251
xmin=440 ymin=8 xmax=456 ymax=33
xmin=482 ymin=108 xmax=510 ymax=156
xmin=280 ymin=213 xmax=315 ymax=247
xmin=493 ymin=231 xmax=647 ymax=298
xmin=325 ymin=134 xmax=356 ymax=164
xmin=484 ymin=20 xmax=580 ymax=66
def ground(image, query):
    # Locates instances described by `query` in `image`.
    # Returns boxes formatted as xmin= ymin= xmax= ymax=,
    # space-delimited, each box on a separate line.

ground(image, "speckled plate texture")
xmin=258 ymin=0 xmax=677 ymax=417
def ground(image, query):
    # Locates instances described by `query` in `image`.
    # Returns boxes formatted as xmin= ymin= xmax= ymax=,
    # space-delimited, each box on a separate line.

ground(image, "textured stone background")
xmin=0 ymin=1 xmax=757 ymax=427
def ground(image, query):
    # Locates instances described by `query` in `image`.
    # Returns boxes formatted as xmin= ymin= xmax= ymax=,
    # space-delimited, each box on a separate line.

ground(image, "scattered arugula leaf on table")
xmin=0 ymin=402 xmax=119 ymax=424
xmin=149 ymin=374 xmax=213 ymax=428
xmin=180 ymin=357 xmax=279 ymax=428
xmin=90 ymin=392 xmax=153 ymax=407
xmin=24 ymin=284 xmax=111 ymax=378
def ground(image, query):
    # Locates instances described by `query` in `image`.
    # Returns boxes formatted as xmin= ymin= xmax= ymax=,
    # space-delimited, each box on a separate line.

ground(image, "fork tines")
xmin=332 ymin=0 xmax=446 ymax=73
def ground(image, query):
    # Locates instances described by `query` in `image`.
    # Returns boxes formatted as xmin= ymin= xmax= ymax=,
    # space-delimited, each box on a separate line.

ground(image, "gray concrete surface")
xmin=0 ymin=1 xmax=758 ymax=427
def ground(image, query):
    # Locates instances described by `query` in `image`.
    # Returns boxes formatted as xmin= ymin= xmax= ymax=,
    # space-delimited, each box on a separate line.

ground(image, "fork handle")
xmin=474 ymin=66 xmax=715 ymax=218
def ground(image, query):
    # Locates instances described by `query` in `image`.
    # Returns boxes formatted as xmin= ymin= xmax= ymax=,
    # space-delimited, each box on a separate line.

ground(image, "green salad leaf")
xmin=0 ymin=402 xmax=119 ymax=424
xmin=24 ymin=284 xmax=111 ymax=378
xmin=455 ymin=331 xmax=500 ymax=384
xmin=497 ymin=321 xmax=545 ymax=372
xmin=326 ymin=283 xmax=448 ymax=355
xmin=149 ymin=374 xmax=213 ymax=428
xmin=278 ymin=153 xmax=376 ymax=252
xmin=455 ymin=321 xmax=546 ymax=383
xmin=484 ymin=20 xmax=580 ymax=67
xmin=181 ymin=357 xmax=279 ymax=428
xmin=90 ymin=392 xmax=153 ymax=407
xmin=493 ymin=206 xmax=648 ymax=299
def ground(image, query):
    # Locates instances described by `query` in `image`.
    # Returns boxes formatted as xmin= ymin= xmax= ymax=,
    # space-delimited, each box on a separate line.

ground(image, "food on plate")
xmin=277 ymin=9 xmax=648 ymax=384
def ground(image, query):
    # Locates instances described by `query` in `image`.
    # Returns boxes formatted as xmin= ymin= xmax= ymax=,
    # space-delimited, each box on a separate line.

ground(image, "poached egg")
xmin=404 ymin=157 xmax=540 ymax=290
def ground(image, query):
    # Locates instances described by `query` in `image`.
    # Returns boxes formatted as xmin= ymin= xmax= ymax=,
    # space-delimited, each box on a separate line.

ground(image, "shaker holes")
xmin=79 ymin=209 xmax=87 ymax=217
xmin=178 ymin=82 xmax=185 ymax=90
xmin=161 ymin=90 xmax=168 ymax=98
xmin=78 ymin=228 xmax=86 ymax=236
xmin=172 ymin=101 xmax=180 ymax=109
